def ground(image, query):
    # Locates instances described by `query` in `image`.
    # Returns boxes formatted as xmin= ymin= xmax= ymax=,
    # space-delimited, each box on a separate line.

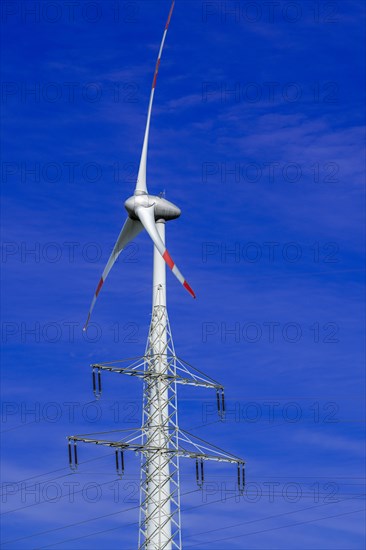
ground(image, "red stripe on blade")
xmin=184 ymin=280 xmax=196 ymax=299
xmin=163 ymin=250 xmax=175 ymax=270
xmin=165 ymin=1 xmax=175 ymax=29
xmin=152 ymin=59 xmax=161 ymax=89
xmin=96 ymin=277 xmax=104 ymax=297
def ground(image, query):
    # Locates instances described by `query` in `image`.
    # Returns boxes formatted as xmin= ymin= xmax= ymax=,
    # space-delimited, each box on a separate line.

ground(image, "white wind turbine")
xmin=71 ymin=2 xmax=245 ymax=548
xmin=83 ymin=0 xmax=194 ymax=334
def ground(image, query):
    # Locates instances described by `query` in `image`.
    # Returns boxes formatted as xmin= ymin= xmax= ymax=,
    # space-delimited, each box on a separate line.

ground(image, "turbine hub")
xmin=124 ymin=194 xmax=181 ymax=221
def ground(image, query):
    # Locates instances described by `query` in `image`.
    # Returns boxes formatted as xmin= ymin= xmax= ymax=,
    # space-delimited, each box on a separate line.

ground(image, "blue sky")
xmin=1 ymin=0 xmax=365 ymax=548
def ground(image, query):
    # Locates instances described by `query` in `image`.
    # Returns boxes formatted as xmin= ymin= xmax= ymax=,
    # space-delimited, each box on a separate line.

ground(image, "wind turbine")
xmin=83 ymin=0 xmax=194 ymax=333
xmin=70 ymin=3 xmax=245 ymax=548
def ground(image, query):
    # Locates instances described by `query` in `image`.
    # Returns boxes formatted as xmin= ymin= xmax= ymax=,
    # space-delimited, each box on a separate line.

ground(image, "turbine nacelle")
xmin=125 ymin=194 xmax=181 ymax=221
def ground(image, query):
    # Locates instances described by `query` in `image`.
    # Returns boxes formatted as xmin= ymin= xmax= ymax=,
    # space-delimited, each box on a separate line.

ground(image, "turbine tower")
xmin=68 ymin=3 xmax=245 ymax=548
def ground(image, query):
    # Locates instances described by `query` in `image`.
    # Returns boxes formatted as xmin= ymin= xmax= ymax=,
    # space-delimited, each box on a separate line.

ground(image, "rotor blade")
xmin=135 ymin=0 xmax=175 ymax=195
xmin=84 ymin=217 xmax=143 ymax=330
xmin=136 ymin=205 xmax=196 ymax=299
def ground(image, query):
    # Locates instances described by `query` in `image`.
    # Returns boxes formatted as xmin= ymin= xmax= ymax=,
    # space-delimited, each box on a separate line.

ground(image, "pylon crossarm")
xmin=177 ymin=429 xmax=245 ymax=465
xmin=67 ymin=432 xmax=244 ymax=467
xmin=91 ymin=356 xmax=224 ymax=392
xmin=93 ymin=356 xmax=145 ymax=370
xmin=175 ymin=356 xmax=222 ymax=387
xmin=176 ymin=450 xmax=243 ymax=465
xmin=91 ymin=357 xmax=145 ymax=399
xmin=68 ymin=439 xmax=181 ymax=454
xmin=69 ymin=427 xmax=142 ymax=439
xmin=175 ymin=430 xmax=245 ymax=493
xmin=67 ymin=437 xmax=245 ymax=495
xmin=69 ymin=436 xmax=140 ymax=449
xmin=95 ymin=366 xmax=221 ymax=389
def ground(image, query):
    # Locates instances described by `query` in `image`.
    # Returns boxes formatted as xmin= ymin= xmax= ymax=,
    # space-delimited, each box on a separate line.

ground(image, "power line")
xmin=184 ymin=508 xmax=365 ymax=548
xmin=32 ymin=496 xmax=366 ymax=549
xmin=0 ymin=398 xmax=108 ymax=435
xmin=182 ymin=495 xmax=366 ymax=541
xmin=1 ymin=488 xmax=201 ymax=546
xmin=3 ymin=489 xmax=200 ymax=550
xmin=5 ymin=489 xmax=363 ymax=549
xmin=0 ymin=420 xmax=38 ymax=434
xmin=0 ymin=478 xmax=114 ymax=517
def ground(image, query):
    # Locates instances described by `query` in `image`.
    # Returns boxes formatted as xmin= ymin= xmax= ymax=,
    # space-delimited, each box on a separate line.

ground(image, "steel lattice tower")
xmin=68 ymin=221 xmax=245 ymax=548
xmin=139 ymin=221 xmax=181 ymax=549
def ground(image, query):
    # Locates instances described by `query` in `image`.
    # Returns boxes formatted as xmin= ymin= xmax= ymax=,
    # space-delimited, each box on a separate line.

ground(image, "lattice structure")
xmin=138 ymin=289 xmax=181 ymax=549
xmin=68 ymin=223 xmax=245 ymax=549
